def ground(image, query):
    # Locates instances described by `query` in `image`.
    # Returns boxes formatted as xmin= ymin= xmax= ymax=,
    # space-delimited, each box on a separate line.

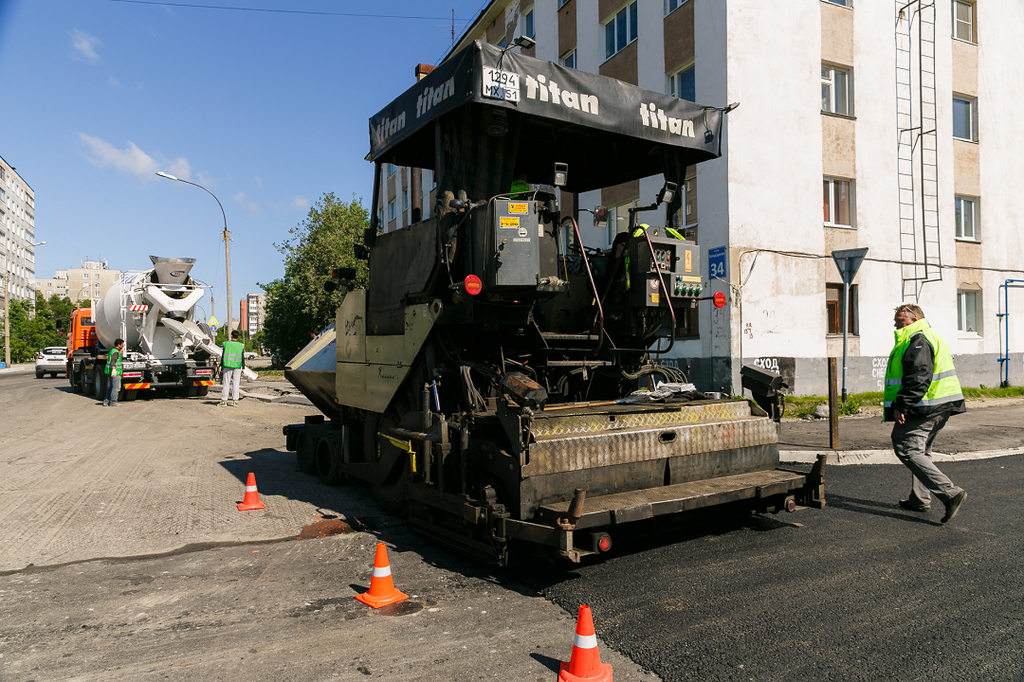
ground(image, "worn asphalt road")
xmin=2 ymin=365 xmax=1023 ymax=681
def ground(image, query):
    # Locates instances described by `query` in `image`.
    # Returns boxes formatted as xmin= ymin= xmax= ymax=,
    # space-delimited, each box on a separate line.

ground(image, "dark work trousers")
xmin=890 ymin=412 xmax=963 ymax=506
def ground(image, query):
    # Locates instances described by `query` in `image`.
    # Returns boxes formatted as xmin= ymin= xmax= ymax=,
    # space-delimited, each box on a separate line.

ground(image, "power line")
xmin=105 ymin=0 xmax=469 ymax=21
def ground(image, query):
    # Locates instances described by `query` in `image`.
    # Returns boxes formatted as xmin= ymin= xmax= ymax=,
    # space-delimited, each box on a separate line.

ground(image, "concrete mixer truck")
xmin=66 ymin=256 xmax=251 ymax=401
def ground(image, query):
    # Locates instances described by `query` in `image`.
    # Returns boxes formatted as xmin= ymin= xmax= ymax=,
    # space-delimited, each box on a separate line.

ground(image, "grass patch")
xmin=783 ymin=385 xmax=1024 ymax=419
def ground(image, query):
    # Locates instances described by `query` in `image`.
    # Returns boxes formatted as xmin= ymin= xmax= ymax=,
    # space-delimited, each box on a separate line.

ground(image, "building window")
xmin=388 ymin=164 xmax=397 ymax=176
xmin=957 ymin=289 xmax=980 ymax=334
xmin=668 ymin=64 xmax=695 ymax=102
xmin=559 ymin=0 xmax=570 ymax=7
xmin=826 ymin=283 xmax=858 ymax=335
xmin=665 ymin=0 xmax=688 ymax=13
xmin=821 ymin=65 xmax=851 ymax=116
xmin=402 ymin=188 xmax=409 ymax=213
xmin=823 ymin=178 xmax=853 ymax=227
xmin=953 ymin=96 xmax=977 ymax=141
xmin=955 ymin=196 xmax=978 ymax=240
xmin=561 ymin=49 xmax=576 ymax=69
xmin=388 ymin=199 xmax=396 ymax=222
xmin=607 ymin=201 xmax=635 ymax=245
xmin=822 ymin=0 xmax=850 ymax=6
xmin=666 ymin=172 xmax=697 ymax=237
xmin=523 ymin=8 xmax=534 ymax=38
xmin=953 ymin=1 xmax=974 ymax=42
xmin=604 ymin=2 xmax=638 ymax=60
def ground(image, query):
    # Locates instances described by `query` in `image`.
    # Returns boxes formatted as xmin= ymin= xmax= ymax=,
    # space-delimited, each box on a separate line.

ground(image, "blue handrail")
xmin=998 ymin=279 xmax=1024 ymax=387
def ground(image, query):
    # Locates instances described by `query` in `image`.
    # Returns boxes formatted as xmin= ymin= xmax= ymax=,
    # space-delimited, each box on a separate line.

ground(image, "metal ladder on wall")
xmin=895 ymin=0 xmax=942 ymax=301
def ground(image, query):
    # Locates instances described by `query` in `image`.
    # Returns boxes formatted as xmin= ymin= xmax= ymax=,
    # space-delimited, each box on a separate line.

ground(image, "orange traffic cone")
xmin=558 ymin=605 xmax=613 ymax=682
xmin=236 ymin=472 xmax=266 ymax=511
xmin=354 ymin=543 xmax=409 ymax=608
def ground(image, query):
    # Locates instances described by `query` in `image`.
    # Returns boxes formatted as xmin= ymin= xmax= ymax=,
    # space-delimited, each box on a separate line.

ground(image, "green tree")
xmin=260 ymin=193 xmax=369 ymax=363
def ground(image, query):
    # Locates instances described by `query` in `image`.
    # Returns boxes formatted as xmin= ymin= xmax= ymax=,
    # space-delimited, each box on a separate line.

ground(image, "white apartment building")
xmin=245 ymin=292 xmax=266 ymax=334
xmin=0 ymin=155 xmax=38 ymax=304
xmin=440 ymin=0 xmax=1023 ymax=394
xmin=36 ymin=260 xmax=122 ymax=306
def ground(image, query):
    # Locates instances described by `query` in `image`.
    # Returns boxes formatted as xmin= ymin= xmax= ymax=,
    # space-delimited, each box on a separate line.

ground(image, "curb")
xmin=780 ymin=447 xmax=1024 ymax=466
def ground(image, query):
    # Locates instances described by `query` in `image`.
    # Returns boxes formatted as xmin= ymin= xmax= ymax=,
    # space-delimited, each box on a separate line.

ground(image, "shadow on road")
xmin=826 ymin=493 xmax=941 ymax=525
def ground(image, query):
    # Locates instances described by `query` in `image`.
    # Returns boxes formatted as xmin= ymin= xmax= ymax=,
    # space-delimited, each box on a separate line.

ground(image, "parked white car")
xmin=35 ymin=346 xmax=67 ymax=379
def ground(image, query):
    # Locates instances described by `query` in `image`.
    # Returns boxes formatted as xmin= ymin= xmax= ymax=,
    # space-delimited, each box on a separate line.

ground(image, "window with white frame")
xmin=957 ymin=289 xmax=980 ymax=334
xmin=668 ymin=64 xmax=695 ymax=102
xmin=559 ymin=0 xmax=570 ymax=6
xmin=953 ymin=96 xmax=977 ymax=141
xmin=955 ymin=196 xmax=978 ymax=240
xmin=953 ymin=1 xmax=974 ymax=42
xmin=821 ymin=65 xmax=851 ymax=116
xmin=388 ymin=199 xmax=396 ymax=222
xmin=666 ymin=172 xmax=697 ymax=237
xmin=523 ymin=7 xmax=534 ymax=38
xmin=402 ymin=188 xmax=408 ymax=213
xmin=561 ymin=49 xmax=576 ymax=69
xmin=665 ymin=0 xmax=688 ymax=14
xmin=605 ymin=2 xmax=638 ymax=60
xmin=822 ymin=0 xmax=849 ymax=6
xmin=823 ymin=178 xmax=853 ymax=227
xmin=607 ymin=201 xmax=635 ymax=245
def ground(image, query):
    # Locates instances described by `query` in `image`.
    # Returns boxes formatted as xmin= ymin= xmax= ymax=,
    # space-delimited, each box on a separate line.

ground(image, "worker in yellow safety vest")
xmin=884 ymin=303 xmax=967 ymax=523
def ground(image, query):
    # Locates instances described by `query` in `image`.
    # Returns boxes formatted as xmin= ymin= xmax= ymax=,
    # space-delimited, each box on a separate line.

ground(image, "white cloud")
xmin=108 ymin=76 xmax=120 ymax=87
xmin=252 ymin=176 xmax=262 ymax=189
xmin=233 ymin=190 xmax=262 ymax=216
xmin=78 ymin=133 xmax=191 ymax=181
xmin=291 ymin=196 xmax=309 ymax=211
xmin=70 ymin=29 xmax=101 ymax=64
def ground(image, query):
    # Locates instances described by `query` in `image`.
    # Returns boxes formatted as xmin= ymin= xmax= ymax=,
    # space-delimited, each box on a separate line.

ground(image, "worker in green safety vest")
xmin=219 ymin=330 xmax=245 ymax=407
xmin=884 ymin=303 xmax=967 ymax=523
xmin=102 ymin=338 xmax=125 ymax=407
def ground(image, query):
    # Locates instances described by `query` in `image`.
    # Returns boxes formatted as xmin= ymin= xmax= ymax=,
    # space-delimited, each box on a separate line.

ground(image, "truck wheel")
xmin=70 ymin=369 xmax=81 ymax=393
xmin=372 ymin=456 xmax=410 ymax=518
xmin=94 ymin=372 xmax=107 ymax=400
xmin=316 ymin=432 xmax=347 ymax=486
xmin=296 ymin=430 xmax=318 ymax=475
xmin=195 ymin=385 xmax=209 ymax=397
xmin=123 ymin=389 xmax=138 ymax=402
xmin=83 ymin=369 xmax=94 ymax=397
xmin=366 ymin=411 xmax=410 ymax=518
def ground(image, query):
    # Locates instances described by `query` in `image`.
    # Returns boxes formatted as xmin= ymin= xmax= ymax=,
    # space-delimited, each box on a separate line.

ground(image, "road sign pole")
xmin=830 ymin=248 xmax=869 ymax=404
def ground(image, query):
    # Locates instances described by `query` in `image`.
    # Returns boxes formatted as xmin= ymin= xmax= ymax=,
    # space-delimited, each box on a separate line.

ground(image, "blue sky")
xmin=0 ymin=0 xmax=479 ymax=327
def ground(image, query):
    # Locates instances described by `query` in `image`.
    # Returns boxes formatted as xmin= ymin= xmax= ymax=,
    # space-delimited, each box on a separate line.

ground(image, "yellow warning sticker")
xmin=500 ymin=217 xmax=520 ymax=228
xmin=651 ymin=293 xmax=660 ymax=304
xmin=685 ymin=250 xmax=692 ymax=272
xmin=508 ymin=203 xmax=528 ymax=214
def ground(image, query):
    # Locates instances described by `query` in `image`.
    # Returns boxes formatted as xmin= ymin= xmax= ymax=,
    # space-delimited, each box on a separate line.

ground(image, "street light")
xmin=3 ymin=240 xmax=46 ymax=368
xmin=155 ymin=171 xmax=233 ymax=337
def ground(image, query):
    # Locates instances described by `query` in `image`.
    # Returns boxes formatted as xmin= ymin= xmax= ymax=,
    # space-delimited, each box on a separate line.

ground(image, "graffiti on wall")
xmin=871 ymin=356 xmax=888 ymax=391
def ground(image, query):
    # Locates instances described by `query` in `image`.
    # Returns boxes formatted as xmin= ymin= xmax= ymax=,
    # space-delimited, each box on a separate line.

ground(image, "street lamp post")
xmin=3 ymin=240 xmax=46 ymax=368
xmin=156 ymin=172 xmax=233 ymax=337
